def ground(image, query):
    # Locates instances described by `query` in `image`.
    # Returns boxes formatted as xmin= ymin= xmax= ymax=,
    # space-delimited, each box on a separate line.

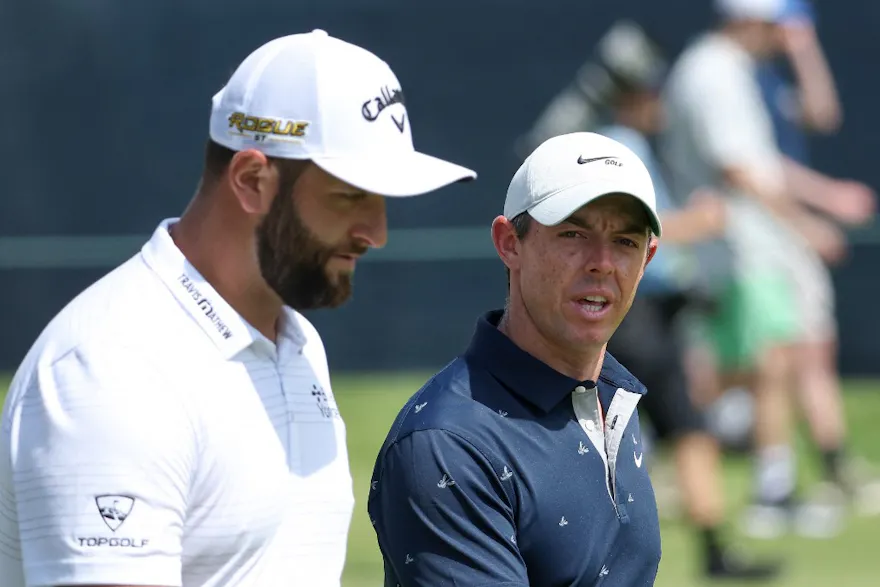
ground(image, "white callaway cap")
xmin=209 ymin=29 xmax=476 ymax=197
xmin=505 ymin=132 xmax=662 ymax=236
xmin=715 ymin=0 xmax=786 ymax=22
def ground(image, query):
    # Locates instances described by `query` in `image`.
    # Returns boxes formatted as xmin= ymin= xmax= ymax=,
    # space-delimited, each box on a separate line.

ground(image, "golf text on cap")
xmin=227 ymin=112 xmax=309 ymax=143
xmin=178 ymin=274 xmax=233 ymax=340
xmin=361 ymin=85 xmax=407 ymax=133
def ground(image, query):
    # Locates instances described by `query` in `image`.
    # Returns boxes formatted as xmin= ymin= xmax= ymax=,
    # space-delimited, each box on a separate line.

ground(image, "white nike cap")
xmin=209 ymin=29 xmax=477 ymax=197
xmin=505 ymin=132 xmax=661 ymax=236
xmin=715 ymin=0 xmax=786 ymax=22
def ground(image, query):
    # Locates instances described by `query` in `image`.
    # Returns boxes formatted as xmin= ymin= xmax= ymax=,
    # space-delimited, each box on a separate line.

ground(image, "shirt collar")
xmin=464 ymin=310 xmax=646 ymax=414
xmin=140 ymin=218 xmax=306 ymax=360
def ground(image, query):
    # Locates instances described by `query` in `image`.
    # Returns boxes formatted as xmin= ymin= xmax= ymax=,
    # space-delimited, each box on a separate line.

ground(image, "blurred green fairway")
xmin=2 ymin=372 xmax=879 ymax=586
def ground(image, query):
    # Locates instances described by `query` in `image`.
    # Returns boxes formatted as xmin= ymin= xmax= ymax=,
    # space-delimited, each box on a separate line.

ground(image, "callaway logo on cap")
xmin=209 ymin=29 xmax=476 ymax=197
xmin=504 ymin=132 xmax=662 ymax=236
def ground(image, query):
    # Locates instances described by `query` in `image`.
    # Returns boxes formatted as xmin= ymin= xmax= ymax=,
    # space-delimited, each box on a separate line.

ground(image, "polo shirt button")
xmin=585 ymin=420 xmax=596 ymax=432
xmin=574 ymin=386 xmax=587 ymax=394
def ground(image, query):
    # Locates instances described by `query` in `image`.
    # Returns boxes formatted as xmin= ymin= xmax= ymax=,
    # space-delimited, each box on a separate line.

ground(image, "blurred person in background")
xmin=754 ymin=0 xmax=880 ymax=524
xmin=661 ymin=0 xmax=865 ymax=539
xmin=0 ymin=30 xmax=476 ymax=587
xmin=594 ymin=24 xmax=783 ymax=580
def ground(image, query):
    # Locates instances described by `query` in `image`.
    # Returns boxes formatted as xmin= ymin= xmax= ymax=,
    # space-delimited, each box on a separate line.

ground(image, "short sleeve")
xmin=368 ymin=429 xmax=528 ymax=587
xmin=1 ymin=344 xmax=197 ymax=587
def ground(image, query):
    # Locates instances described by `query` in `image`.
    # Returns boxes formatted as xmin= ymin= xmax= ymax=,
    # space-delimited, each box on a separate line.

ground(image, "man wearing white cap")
xmin=369 ymin=132 xmax=663 ymax=586
xmin=0 ymin=29 xmax=475 ymax=587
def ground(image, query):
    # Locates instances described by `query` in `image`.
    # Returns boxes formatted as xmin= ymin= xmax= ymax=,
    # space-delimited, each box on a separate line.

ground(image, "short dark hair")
xmin=505 ymin=212 xmax=532 ymax=287
xmin=203 ymin=138 xmax=237 ymax=180
xmin=510 ymin=211 xmax=532 ymax=240
xmin=202 ymin=138 xmax=310 ymax=192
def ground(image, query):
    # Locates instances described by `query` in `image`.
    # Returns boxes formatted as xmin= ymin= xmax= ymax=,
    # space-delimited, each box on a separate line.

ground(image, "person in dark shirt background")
xmin=369 ymin=131 xmax=664 ymax=587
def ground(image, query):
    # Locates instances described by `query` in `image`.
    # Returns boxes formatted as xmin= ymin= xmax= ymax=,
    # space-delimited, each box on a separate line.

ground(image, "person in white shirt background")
xmin=753 ymin=0 xmax=880 ymax=529
xmin=0 ymin=29 xmax=475 ymax=587
xmin=661 ymin=0 xmax=870 ymax=539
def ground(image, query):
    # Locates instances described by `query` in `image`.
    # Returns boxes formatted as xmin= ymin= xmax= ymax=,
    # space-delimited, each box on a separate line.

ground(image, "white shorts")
xmin=724 ymin=198 xmax=836 ymax=344
xmin=774 ymin=230 xmax=837 ymax=344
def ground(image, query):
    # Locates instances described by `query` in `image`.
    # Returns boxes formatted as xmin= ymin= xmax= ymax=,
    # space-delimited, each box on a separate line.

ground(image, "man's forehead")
xmin=565 ymin=193 xmax=651 ymax=227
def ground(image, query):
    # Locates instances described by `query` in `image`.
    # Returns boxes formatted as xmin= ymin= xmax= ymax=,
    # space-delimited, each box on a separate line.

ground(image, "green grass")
xmin=333 ymin=374 xmax=880 ymax=587
xmin=2 ymin=372 xmax=879 ymax=585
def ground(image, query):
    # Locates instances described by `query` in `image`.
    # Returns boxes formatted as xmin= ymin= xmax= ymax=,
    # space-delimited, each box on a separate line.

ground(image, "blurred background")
xmin=1 ymin=0 xmax=879 ymax=585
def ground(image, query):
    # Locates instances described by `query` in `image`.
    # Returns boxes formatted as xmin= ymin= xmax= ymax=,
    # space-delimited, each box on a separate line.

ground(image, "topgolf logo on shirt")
xmin=96 ymin=495 xmax=135 ymax=532
xmin=178 ymin=274 xmax=234 ymax=340
xmin=76 ymin=494 xmax=149 ymax=550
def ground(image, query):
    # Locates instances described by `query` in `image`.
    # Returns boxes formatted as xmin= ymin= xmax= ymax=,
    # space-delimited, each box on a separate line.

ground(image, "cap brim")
xmin=312 ymin=152 xmax=476 ymax=198
xmin=527 ymin=182 xmax=662 ymax=236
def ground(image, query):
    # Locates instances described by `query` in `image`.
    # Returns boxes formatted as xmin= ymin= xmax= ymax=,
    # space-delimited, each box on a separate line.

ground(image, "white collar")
xmin=140 ymin=218 xmax=306 ymax=360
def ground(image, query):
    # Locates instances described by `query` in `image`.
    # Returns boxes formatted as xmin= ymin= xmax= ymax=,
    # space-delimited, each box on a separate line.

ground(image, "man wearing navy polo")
xmin=368 ymin=132 xmax=663 ymax=586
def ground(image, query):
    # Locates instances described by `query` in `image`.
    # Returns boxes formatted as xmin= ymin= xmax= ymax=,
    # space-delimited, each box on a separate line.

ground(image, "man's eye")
xmin=617 ymin=238 xmax=638 ymax=248
xmin=559 ymin=231 xmax=581 ymax=238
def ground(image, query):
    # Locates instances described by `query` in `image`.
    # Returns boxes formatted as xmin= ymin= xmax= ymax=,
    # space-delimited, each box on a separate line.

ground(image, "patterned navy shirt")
xmin=368 ymin=310 xmax=662 ymax=586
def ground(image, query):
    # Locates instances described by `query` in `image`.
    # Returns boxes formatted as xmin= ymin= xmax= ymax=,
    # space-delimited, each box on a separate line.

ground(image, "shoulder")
xmin=21 ymin=252 xmax=189 ymax=368
xmin=668 ymin=34 xmax=749 ymax=93
xmin=3 ymin=253 xmax=200 ymax=436
xmin=5 ymin=337 xmax=188 ymax=425
xmin=372 ymin=356 xmax=511 ymax=468
xmin=9 ymin=255 xmax=182 ymax=394
xmin=387 ymin=358 xmax=490 ymax=439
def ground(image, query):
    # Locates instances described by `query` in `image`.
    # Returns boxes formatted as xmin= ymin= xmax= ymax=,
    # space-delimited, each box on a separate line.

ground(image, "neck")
xmin=720 ymin=24 xmax=760 ymax=57
xmin=171 ymin=188 xmax=283 ymax=341
xmin=498 ymin=303 xmax=605 ymax=383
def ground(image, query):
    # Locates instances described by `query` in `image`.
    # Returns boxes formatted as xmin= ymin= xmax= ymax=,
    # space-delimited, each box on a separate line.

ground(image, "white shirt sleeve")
xmin=682 ymin=46 xmax=785 ymax=187
xmin=2 ymin=343 xmax=198 ymax=587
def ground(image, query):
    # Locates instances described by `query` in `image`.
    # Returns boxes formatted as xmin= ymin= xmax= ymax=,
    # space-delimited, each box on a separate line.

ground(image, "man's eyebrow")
xmin=619 ymin=222 xmax=650 ymax=235
xmin=562 ymin=216 xmax=589 ymax=229
xmin=562 ymin=216 xmax=648 ymax=235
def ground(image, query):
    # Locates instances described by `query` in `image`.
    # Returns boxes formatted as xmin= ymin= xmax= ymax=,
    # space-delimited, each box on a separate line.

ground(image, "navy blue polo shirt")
xmin=368 ymin=310 xmax=662 ymax=587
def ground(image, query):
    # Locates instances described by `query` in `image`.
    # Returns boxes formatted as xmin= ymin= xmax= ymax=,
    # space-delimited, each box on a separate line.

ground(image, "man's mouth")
xmin=578 ymin=295 xmax=609 ymax=313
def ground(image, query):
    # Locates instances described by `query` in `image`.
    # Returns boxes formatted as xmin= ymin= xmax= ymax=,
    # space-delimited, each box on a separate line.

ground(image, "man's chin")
xmin=308 ymin=283 xmax=354 ymax=310
xmin=564 ymin=323 xmax=614 ymax=350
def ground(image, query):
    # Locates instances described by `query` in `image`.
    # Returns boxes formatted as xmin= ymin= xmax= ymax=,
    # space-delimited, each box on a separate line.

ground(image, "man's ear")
xmin=645 ymin=236 xmax=659 ymax=267
xmin=491 ymin=216 xmax=522 ymax=274
xmin=227 ymin=149 xmax=277 ymax=215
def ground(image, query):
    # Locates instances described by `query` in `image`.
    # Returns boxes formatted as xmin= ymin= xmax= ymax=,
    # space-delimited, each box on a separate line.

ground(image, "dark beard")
xmin=257 ymin=189 xmax=360 ymax=311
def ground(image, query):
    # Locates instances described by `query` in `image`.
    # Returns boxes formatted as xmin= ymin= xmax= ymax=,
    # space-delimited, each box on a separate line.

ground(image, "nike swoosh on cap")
xmin=577 ymin=155 xmax=618 ymax=164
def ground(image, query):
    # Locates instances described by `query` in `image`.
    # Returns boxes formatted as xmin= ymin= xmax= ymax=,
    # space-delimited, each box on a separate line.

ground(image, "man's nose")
xmin=351 ymin=196 xmax=388 ymax=249
xmin=585 ymin=241 xmax=615 ymax=275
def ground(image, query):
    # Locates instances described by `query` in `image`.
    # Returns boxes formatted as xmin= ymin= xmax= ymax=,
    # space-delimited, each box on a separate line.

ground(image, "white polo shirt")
xmin=0 ymin=219 xmax=355 ymax=587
